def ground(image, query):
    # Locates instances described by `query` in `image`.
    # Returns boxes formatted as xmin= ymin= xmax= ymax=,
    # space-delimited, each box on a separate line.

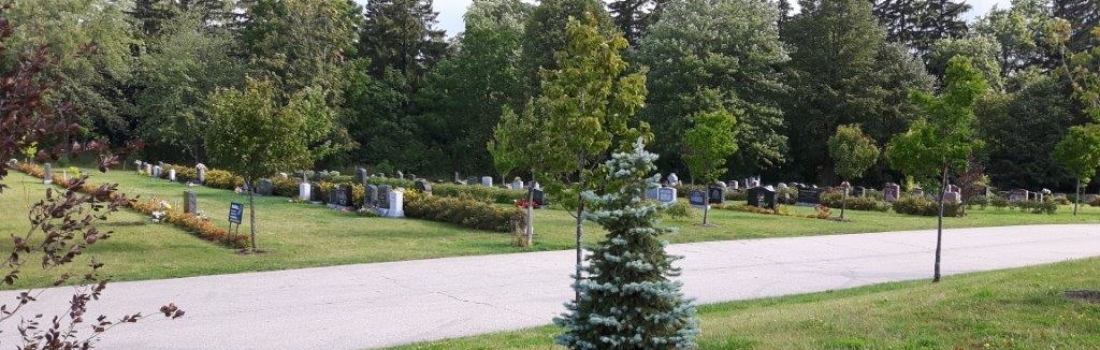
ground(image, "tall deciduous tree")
xmin=555 ymin=139 xmax=699 ymax=350
xmin=636 ymin=0 xmax=789 ymax=175
xmin=205 ymin=79 xmax=312 ymax=252
xmin=1053 ymin=0 xmax=1099 ymax=53
xmin=886 ymin=56 xmax=987 ymax=283
xmin=525 ymin=15 xmax=648 ymax=303
xmin=784 ymin=0 xmax=934 ymax=183
xmin=6 ymin=0 xmax=135 ymax=145
xmin=1052 ymin=124 xmax=1100 ymax=215
xmin=827 ymin=124 xmax=880 ymax=219
xmin=682 ymin=105 xmax=738 ymax=225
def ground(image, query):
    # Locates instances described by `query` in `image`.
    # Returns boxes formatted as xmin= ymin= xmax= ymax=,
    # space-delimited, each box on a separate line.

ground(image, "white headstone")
xmin=667 ymin=173 xmax=680 ymax=186
xmin=195 ymin=163 xmax=207 ymax=183
xmin=481 ymin=176 xmax=493 ymax=187
xmin=385 ymin=191 xmax=404 ymax=218
xmin=511 ymin=179 xmax=524 ymax=190
xmin=152 ymin=165 xmax=162 ymax=178
xmin=658 ymin=187 xmax=677 ymax=204
xmin=168 ymin=169 xmax=177 ymax=181
xmin=43 ymin=163 xmax=52 ymax=184
xmin=145 ymin=163 xmax=153 ymax=176
xmin=299 ymin=182 xmax=312 ymax=201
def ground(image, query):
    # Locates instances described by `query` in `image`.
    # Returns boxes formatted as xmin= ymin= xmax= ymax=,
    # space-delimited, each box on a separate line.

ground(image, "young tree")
xmin=519 ymin=0 xmax=613 ymax=97
xmin=886 ymin=56 xmax=987 ymax=283
xmin=682 ymin=104 xmax=738 ymax=225
xmin=524 ymin=15 xmax=648 ymax=302
xmin=205 ymin=79 xmax=312 ymax=252
xmin=1052 ymin=124 xmax=1100 ymax=215
xmin=828 ymin=124 xmax=880 ymax=219
xmin=555 ymin=139 xmax=699 ymax=350
xmin=487 ymin=104 xmax=543 ymax=247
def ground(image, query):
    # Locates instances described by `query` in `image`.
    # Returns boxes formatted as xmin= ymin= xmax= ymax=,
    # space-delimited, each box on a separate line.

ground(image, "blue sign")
xmin=228 ymin=202 xmax=244 ymax=224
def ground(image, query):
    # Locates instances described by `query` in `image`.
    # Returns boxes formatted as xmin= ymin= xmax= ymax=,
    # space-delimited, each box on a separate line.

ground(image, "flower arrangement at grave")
xmin=555 ymin=139 xmax=699 ymax=350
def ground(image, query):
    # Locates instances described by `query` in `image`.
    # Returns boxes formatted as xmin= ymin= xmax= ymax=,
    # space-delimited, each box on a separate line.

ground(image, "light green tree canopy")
xmin=887 ymin=56 xmax=988 ymax=182
xmin=205 ymin=78 xmax=312 ymax=183
xmin=682 ymin=103 xmax=739 ymax=184
xmin=828 ymin=124 xmax=880 ymax=181
xmin=1053 ymin=124 xmax=1100 ymax=184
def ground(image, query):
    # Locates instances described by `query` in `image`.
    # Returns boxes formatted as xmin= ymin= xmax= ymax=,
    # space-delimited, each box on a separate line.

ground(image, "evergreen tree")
xmin=871 ymin=0 xmax=971 ymax=57
xmin=555 ymin=139 xmax=699 ymax=350
xmin=784 ymin=0 xmax=934 ymax=183
xmin=636 ymin=0 xmax=789 ymax=175
xmin=608 ymin=0 xmax=669 ymax=45
xmin=358 ymin=0 xmax=448 ymax=84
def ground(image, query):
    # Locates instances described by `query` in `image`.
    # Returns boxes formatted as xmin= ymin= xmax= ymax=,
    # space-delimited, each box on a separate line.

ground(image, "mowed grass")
xmin=389 ymin=257 xmax=1100 ymax=350
xmin=1 ymin=167 xmax=1097 ymax=290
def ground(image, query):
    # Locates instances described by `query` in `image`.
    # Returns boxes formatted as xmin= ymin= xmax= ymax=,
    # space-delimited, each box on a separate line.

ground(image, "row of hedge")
xmin=16 ymin=163 xmax=249 ymax=249
xmin=155 ymin=163 xmax=525 ymax=234
xmin=403 ymin=191 xmax=526 ymax=233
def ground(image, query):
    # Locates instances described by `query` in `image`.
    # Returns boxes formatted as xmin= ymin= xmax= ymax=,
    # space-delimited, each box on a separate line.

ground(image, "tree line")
xmin=5 ymin=0 xmax=1099 ymax=191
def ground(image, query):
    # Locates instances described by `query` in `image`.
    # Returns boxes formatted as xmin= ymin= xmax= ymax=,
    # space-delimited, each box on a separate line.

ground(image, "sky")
xmin=422 ymin=0 xmax=1013 ymax=36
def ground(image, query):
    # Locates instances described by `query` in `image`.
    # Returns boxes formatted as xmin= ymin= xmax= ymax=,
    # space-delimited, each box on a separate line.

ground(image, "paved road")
xmin=0 ymin=225 xmax=1096 ymax=350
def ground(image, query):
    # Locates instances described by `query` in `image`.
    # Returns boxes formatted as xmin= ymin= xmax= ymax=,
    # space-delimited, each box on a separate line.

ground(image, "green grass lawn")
xmin=0 ymin=167 xmax=1097 ymax=290
xmin=388 ymin=257 xmax=1100 ymax=350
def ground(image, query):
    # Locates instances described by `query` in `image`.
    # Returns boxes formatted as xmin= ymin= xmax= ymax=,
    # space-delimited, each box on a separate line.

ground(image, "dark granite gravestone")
xmin=688 ymin=190 xmax=706 ymax=206
xmin=707 ymin=186 xmax=726 ymax=204
xmin=796 ymin=186 xmax=822 ymax=205
xmin=530 ymin=188 xmax=547 ymax=207
xmin=414 ymin=179 xmax=432 ymax=195
xmin=366 ymin=185 xmax=379 ymax=207
xmin=747 ymin=186 xmax=777 ymax=209
xmin=258 ymin=179 xmax=274 ymax=196
xmin=379 ymin=185 xmax=392 ymax=209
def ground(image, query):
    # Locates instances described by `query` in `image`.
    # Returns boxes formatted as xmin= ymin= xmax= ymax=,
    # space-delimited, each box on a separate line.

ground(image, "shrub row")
xmin=403 ymin=191 xmax=526 ymax=233
xmin=820 ymin=192 xmax=890 ymax=212
xmin=431 ymin=183 xmax=526 ymax=204
xmin=891 ymin=196 xmax=964 ymax=217
xmin=15 ymin=163 xmax=247 ymax=249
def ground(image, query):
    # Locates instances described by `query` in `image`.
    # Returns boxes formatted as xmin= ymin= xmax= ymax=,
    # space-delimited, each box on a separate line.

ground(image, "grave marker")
xmin=43 ymin=163 xmax=52 ymax=184
xmin=184 ymin=190 xmax=198 ymax=215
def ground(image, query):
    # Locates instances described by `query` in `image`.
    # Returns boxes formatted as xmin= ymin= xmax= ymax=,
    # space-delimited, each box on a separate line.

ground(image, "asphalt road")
xmin=0 ymin=224 xmax=1096 ymax=350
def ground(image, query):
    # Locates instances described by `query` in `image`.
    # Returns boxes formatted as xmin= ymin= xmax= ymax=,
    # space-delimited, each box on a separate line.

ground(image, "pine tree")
xmin=358 ymin=0 xmax=449 ymax=83
xmin=871 ymin=0 xmax=971 ymax=57
xmin=608 ymin=0 xmax=669 ymax=45
xmin=555 ymin=139 xmax=699 ymax=350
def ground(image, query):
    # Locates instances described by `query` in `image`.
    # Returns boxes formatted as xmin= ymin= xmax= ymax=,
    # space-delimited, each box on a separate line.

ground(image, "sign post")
xmin=228 ymin=202 xmax=244 ymax=239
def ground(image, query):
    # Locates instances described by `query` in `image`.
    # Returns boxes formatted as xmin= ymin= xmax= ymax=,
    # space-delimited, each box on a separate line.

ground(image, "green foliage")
xmin=1052 ymin=124 xmax=1100 ymax=184
xmin=430 ymin=184 xmax=527 ymax=205
xmin=784 ymin=0 xmax=934 ymax=183
xmin=968 ymin=194 xmax=990 ymax=209
xmin=520 ymin=0 xmax=613 ymax=95
xmin=205 ymin=78 xmax=312 ymax=183
xmin=820 ymin=192 xmax=890 ymax=212
xmin=683 ymin=107 xmax=739 ymax=184
xmin=990 ymin=195 xmax=1009 ymax=209
xmin=887 ymin=57 xmax=987 ymax=182
xmin=871 ymin=0 xmax=971 ymax=57
xmin=527 ymin=15 xmax=648 ymax=210
xmin=403 ymin=192 xmax=527 ymax=233
xmin=828 ymin=124 xmax=880 ymax=181
xmin=892 ymin=196 xmax=964 ymax=217
xmin=663 ymin=201 xmax=695 ymax=220
xmin=488 ymin=105 xmax=537 ymax=179
xmin=556 ymin=139 xmax=699 ymax=349
xmin=636 ymin=0 xmax=788 ymax=172
xmin=926 ymin=35 xmax=1004 ymax=90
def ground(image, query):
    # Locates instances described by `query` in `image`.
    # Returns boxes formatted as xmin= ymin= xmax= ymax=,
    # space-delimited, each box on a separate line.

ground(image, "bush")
xmin=431 ymin=183 xmax=526 ymax=204
xmin=990 ymin=196 xmax=1009 ymax=210
xmin=663 ymin=201 xmax=694 ymax=220
xmin=967 ymin=195 xmax=989 ymax=209
xmin=1031 ymin=200 xmax=1059 ymax=214
xmin=1091 ymin=196 xmax=1100 ymax=207
xmin=403 ymin=192 xmax=526 ymax=233
xmin=204 ymin=169 xmax=244 ymax=190
xmin=820 ymin=192 xmax=889 ymax=212
xmin=272 ymin=177 xmax=299 ymax=197
xmin=892 ymin=196 xmax=964 ymax=217
xmin=1053 ymin=197 xmax=1071 ymax=206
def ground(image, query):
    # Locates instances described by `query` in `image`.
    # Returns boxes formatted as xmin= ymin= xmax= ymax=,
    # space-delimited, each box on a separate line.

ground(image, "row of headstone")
xmin=645 ymin=186 xmax=678 ymax=205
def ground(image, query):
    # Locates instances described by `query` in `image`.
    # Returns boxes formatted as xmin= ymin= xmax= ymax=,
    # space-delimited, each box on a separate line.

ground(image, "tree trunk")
xmin=1074 ymin=179 xmax=1081 ymax=216
xmin=574 ymin=194 xmax=585 ymax=304
xmin=702 ymin=191 xmax=710 ymax=225
xmin=248 ymin=176 xmax=258 ymax=252
xmin=840 ymin=187 xmax=847 ymax=220
xmin=934 ymin=163 xmax=948 ymax=283
xmin=525 ymin=187 xmax=534 ymax=247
